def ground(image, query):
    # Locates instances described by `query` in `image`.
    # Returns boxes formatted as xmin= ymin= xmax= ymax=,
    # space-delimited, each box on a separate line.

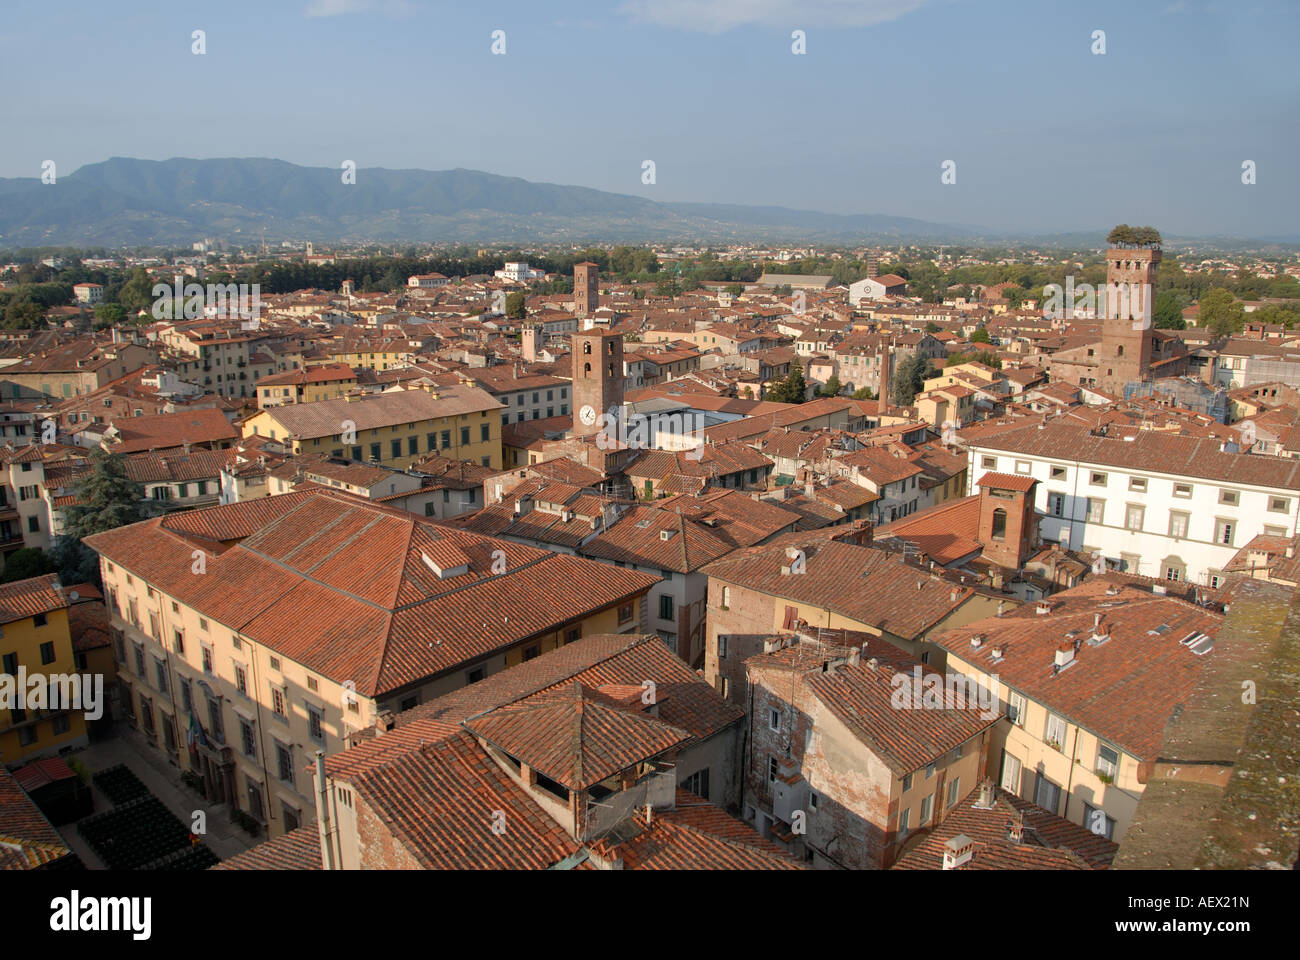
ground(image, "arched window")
xmin=583 ymin=342 xmax=592 ymax=355
xmin=584 ymin=362 xmax=591 ymax=376
xmin=991 ymin=508 xmax=1007 ymax=540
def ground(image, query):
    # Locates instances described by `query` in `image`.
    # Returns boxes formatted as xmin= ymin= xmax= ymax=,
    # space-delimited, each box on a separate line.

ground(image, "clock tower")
xmin=572 ymin=331 xmax=624 ymax=438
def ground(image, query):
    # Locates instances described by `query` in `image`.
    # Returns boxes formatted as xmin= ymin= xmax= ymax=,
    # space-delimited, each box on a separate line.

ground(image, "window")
xmin=460 ymin=427 xmax=470 ymax=446
xmin=173 ymin=630 xmax=184 ymax=654
xmin=270 ymin=685 xmax=287 ymax=719
xmin=898 ymin=807 xmax=910 ymax=833
xmin=681 ymin=768 xmax=710 ymax=800
xmin=1090 ymin=472 xmax=1107 ymax=486
xmin=1174 ymin=482 xmax=1193 ymax=498
xmin=951 ymin=743 xmax=963 ymax=762
xmin=246 ymin=778 xmax=263 ymax=822
xmin=1045 ymin=712 xmax=1067 ymax=749
xmin=441 ymin=430 xmax=451 ymax=449
xmin=946 ymin=777 xmax=961 ymax=807
xmin=717 ymin=635 xmax=728 ymax=659
xmin=39 ymin=641 xmax=55 ymax=664
xmin=919 ymin=794 xmax=933 ymax=824
xmin=307 ymin=676 xmax=319 ymax=692
xmin=925 ymin=762 xmax=936 ymax=779
xmin=1162 ymin=558 xmax=1185 ymax=581
xmin=902 ymin=772 xmax=913 ymax=792
xmin=201 ymin=644 xmax=214 ymax=675
xmin=179 ymin=677 xmax=192 ymax=714
xmin=767 ymin=756 xmax=779 ymax=785
xmin=1219 ymin=489 xmax=1239 ymax=506
xmin=564 ymin=627 xmax=580 ymax=644
xmin=1124 ymin=504 xmax=1144 ymax=532
xmin=1096 ymin=744 xmax=1120 ymax=779
xmin=1265 ymin=524 xmax=1287 ymax=537
xmin=27 ymin=516 xmax=39 ymax=533
xmin=1168 ymin=511 xmax=1189 ymax=539
xmin=467 ymin=666 xmax=486 ymax=684
xmin=240 ymin=717 xmax=257 ymax=759
xmin=1086 ymin=498 xmax=1105 ymax=524
xmin=1128 ymin=476 xmax=1147 ymax=492
xmin=307 ymin=706 xmax=324 ymax=742
xmin=276 ymin=742 xmax=295 ymax=785
xmin=154 ymin=657 xmax=168 ymax=694
xmin=370 ymin=442 xmax=381 ymax=461
xmin=199 ymin=618 xmax=208 ymax=632
xmin=1035 ymin=774 xmax=1061 ymax=814
xmin=1269 ymin=497 xmax=1291 ymax=513
xmin=981 ymin=455 xmax=996 ymax=470
xmin=658 ymin=594 xmax=674 ymax=620
xmin=522 ymin=645 xmax=540 ymax=661
xmin=1215 ymin=518 xmax=1234 ymax=546
xmin=133 ymin=642 xmax=145 ymax=676
xmin=617 ymin=602 xmax=633 ymax=625
xmin=769 ymin=708 xmax=781 ymax=732
xmin=2 ymin=652 xmax=17 ymax=675
xmin=234 ymin=663 xmax=248 ymax=696
xmin=990 ymin=508 xmax=1007 ymax=540
xmin=1047 ymin=493 xmax=1065 ymax=517
xmin=1050 ymin=465 xmax=1067 ymax=481
xmin=1083 ymin=803 xmax=1115 ymax=839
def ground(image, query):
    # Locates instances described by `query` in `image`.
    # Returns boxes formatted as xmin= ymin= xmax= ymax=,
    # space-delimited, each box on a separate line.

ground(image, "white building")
xmin=493 ymin=262 xmax=544 ymax=282
xmin=964 ymin=420 xmax=1300 ymax=586
xmin=407 ymin=273 xmax=448 ymax=289
xmin=73 ymin=282 xmax=103 ymax=304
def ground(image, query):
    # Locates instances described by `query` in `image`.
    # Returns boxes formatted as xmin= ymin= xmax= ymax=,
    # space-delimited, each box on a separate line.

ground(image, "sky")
xmin=1 ymin=0 xmax=1297 ymax=238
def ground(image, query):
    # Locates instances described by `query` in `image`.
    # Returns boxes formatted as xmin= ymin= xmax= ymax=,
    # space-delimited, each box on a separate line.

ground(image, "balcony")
xmin=583 ymin=765 xmax=676 ymax=840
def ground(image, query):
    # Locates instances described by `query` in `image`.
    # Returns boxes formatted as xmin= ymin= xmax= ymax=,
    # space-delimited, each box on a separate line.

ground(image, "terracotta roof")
xmin=108 ymin=408 xmax=239 ymax=453
xmin=975 ymin=471 xmax=1038 ymax=492
xmin=84 ymin=491 xmax=658 ymax=698
xmin=0 ymin=574 xmax=72 ymax=625
xmin=0 ymin=765 xmax=72 ymax=870
xmin=930 ymin=580 xmax=1223 ymax=761
xmin=892 ymin=788 xmax=1116 ymax=870
xmin=876 ymin=495 xmax=983 ymax=565
xmin=210 ymin=827 xmax=323 ymax=870
xmin=702 ymin=534 xmax=974 ymax=641
xmin=464 ymin=682 xmax=694 ymax=791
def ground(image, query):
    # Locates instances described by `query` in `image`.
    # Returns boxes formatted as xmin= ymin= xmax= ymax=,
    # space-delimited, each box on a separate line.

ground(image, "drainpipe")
xmin=315 ymin=751 xmax=336 ymax=870
xmin=1062 ymin=723 xmax=1080 ymax=822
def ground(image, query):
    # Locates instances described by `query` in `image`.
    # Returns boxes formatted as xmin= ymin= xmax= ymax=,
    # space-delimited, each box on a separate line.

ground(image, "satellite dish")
xmin=69 ymin=590 xmax=80 ymax=602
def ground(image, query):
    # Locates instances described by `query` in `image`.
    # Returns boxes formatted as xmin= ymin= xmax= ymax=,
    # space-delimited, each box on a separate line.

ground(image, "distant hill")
xmin=0 ymin=157 xmax=988 ymax=246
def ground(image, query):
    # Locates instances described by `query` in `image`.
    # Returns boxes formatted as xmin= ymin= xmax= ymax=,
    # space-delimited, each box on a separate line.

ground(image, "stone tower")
xmin=572 ymin=331 xmax=624 ymax=437
xmin=1101 ymin=245 xmax=1161 ymax=385
xmin=977 ymin=474 xmax=1038 ymax=571
xmin=521 ymin=323 xmax=542 ymax=363
xmin=574 ymin=262 xmax=599 ymax=319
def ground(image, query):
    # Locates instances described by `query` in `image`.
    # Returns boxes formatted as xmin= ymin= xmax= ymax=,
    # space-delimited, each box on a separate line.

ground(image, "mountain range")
xmin=0 ymin=157 xmax=989 ymax=247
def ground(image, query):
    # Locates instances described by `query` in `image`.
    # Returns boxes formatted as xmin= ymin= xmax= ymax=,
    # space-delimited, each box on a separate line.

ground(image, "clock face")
xmin=579 ymin=404 xmax=596 ymax=426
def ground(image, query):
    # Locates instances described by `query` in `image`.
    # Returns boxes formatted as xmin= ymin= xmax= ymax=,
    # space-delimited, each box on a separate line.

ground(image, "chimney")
xmin=973 ymin=779 xmax=995 ymax=809
xmin=1054 ymin=642 xmax=1074 ymax=669
xmin=1036 ymin=601 xmax=1051 ymax=615
xmin=846 ymin=648 xmax=861 ymax=667
xmin=942 ymin=835 xmax=974 ymax=870
xmin=1006 ymin=812 xmax=1024 ymax=844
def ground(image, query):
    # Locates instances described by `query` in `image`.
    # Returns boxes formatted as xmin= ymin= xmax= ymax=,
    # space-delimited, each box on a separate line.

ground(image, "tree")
xmin=62 ymin=448 xmax=146 ymax=539
xmin=970 ymin=326 xmax=991 ymax=343
xmin=116 ymin=267 xmax=156 ymax=314
xmin=768 ymin=364 xmax=807 ymax=403
xmin=818 ymin=375 xmax=841 ymax=397
xmin=504 ymin=291 xmax=526 ymax=319
xmin=0 ymin=547 xmax=55 ymax=583
xmin=891 ymin=355 xmax=934 ymax=406
xmin=1198 ymin=288 xmax=1244 ymax=338
xmin=946 ymin=350 xmax=1002 ymax=370
xmin=3 ymin=298 xmax=45 ymax=329
xmin=1004 ymin=286 xmax=1026 ymax=309
xmin=654 ymin=278 xmax=681 ymax=299
xmin=852 ymin=386 xmax=876 ymax=400
xmin=725 ymin=283 xmax=744 ymax=297
xmin=1153 ymin=291 xmax=1186 ymax=329
xmin=925 ymin=321 xmax=940 ymax=333
xmin=93 ymin=303 xmax=126 ymax=330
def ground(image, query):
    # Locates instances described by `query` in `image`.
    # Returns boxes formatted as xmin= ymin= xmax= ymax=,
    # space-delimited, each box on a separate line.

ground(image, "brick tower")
xmin=572 ymin=331 xmax=624 ymax=437
xmin=574 ymin=262 xmax=599 ymax=319
xmin=977 ymin=474 xmax=1038 ymax=570
xmin=1100 ymin=245 xmax=1161 ymax=385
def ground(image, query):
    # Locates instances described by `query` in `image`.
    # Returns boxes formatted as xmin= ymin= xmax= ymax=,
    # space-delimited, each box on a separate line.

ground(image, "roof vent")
xmin=1036 ymin=601 xmax=1051 ymax=615
xmin=970 ymin=634 xmax=985 ymax=649
xmin=660 ymin=529 xmax=675 ymax=541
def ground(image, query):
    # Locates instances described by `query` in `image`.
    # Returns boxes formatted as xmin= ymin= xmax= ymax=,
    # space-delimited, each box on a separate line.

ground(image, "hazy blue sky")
xmin=2 ymin=0 xmax=1296 ymax=237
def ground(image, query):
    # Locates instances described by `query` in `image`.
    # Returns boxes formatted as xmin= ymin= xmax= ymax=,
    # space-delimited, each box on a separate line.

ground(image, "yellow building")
xmin=0 ymin=576 xmax=86 ymax=764
xmin=85 ymin=490 xmax=658 ymax=838
xmin=928 ymin=580 xmax=1225 ymax=844
xmin=242 ymin=383 xmax=505 ymax=471
xmin=256 ymin=363 xmax=359 ymax=408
